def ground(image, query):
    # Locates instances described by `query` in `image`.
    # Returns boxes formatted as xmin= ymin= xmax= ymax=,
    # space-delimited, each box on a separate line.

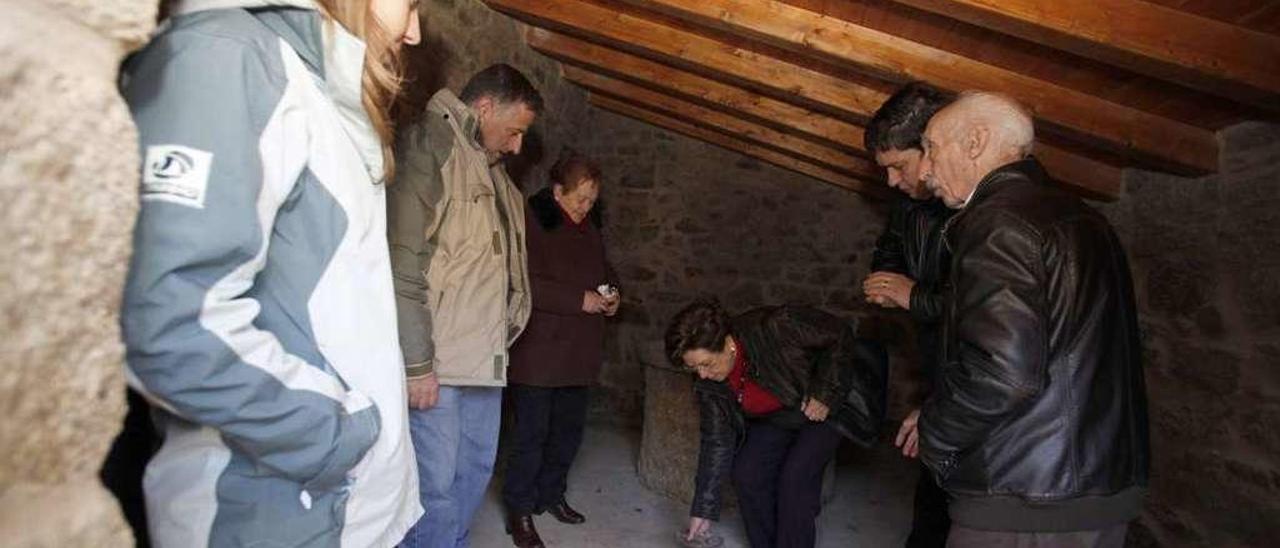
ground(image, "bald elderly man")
xmin=915 ymin=92 xmax=1149 ymax=548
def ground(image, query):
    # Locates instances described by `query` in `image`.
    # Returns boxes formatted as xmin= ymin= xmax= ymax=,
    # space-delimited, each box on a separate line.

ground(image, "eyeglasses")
xmin=686 ymin=360 xmax=715 ymax=373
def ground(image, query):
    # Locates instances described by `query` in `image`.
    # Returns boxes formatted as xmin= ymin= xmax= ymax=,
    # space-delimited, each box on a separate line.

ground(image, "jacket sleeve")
xmin=119 ymin=37 xmax=378 ymax=493
xmin=919 ymin=212 xmax=1049 ymax=481
xmin=870 ymin=200 xmax=909 ymax=274
xmin=690 ymin=387 xmax=737 ymax=521
xmin=909 ymin=284 xmax=946 ymax=324
xmin=774 ymin=307 xmax=857 ymax=409
xmin=388 ymin=121 xmax=450 ymax=378
xmin=791 ymin=310 xmax=889 ymax=444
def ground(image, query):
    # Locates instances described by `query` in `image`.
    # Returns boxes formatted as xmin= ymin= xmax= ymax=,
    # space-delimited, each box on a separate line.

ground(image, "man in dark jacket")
xmin=917 ymin=91 xmax=1149 ymax=547
xmin=861 ymin=82 xmax=955 ymax=548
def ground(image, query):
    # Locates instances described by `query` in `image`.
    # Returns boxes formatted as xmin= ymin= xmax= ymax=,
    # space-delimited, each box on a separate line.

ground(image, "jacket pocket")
xmin=465 ymin=183 xmax=498 ymax=253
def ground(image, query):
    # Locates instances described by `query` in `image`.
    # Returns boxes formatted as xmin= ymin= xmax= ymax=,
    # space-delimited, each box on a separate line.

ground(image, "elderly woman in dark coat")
xmin=666 ymin=299 xmax=888 ymax=548
xmin=503 ymin=151 xmax=619 ymax=547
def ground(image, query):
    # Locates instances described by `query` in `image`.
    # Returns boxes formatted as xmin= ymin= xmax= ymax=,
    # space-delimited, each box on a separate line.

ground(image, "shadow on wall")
xmin=394 ymin=28 xmax=451 ymax=128
xmin=505 ymin=129 xmax=544 ymax=186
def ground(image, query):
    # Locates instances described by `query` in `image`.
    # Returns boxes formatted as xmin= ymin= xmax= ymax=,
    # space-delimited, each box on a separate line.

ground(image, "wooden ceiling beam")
xmin=484 ymin=0 xmax=886 ymax=123
xmin=611 ymin=0 xmax=1219 ymax=175
xmin=588 ymin=94 xmax=880 ymax=195
xmin=526 ymin=27 xmax=863 ymax=152
xmin=885 ymin=0 xmax=1280 ymax=115
xmin=562 ymin=65 xmax=880 ymax=180
xmin=531 ymin=29 xmax=1122 ymax=200
xmin=1033 ymin=145 xmax=1126 ymax=202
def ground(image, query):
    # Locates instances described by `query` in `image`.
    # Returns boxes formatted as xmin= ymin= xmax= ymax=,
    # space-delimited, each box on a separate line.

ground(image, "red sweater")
xmin=726 ymin=336 xmax=784 ymax=416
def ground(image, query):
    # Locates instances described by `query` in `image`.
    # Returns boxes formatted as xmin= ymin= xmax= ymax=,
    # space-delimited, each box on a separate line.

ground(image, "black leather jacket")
xmin=919 ymin=159 xmax=1149 ymax=532
xmin=689 ymin=306 xmax=888 ymax=520
xmin=870 ymin=196 xmax=953 ymax=389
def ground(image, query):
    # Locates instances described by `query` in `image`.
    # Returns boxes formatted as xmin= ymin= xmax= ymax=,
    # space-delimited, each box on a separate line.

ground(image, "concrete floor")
xmin=472 ymin=424 xmax=917 ymax=547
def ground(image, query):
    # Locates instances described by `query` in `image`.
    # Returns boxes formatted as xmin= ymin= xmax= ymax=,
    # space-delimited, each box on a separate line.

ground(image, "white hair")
xmin=952 ymin=91 xmax=1035 ymax=158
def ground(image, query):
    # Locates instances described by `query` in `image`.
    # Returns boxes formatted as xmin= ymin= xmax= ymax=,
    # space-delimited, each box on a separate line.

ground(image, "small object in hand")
xmin=676 ymin=528 xmax=724 ymax=548
xmin=597 ymin=284 xmax=618 ymax=299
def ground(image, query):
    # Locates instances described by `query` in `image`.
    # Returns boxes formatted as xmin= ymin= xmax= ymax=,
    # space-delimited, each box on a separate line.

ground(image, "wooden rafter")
xmin=530 ymin=28 xmax=1123 ymax=200
xmin=589 ymin=94 xmax=881 ymax=195
xmin=527 ymin=27 xmax=862 ymax=151
xmin=885 ymin=0 xmax=1280 ymax=115
xmin=563 ymin=66 xmax=880 ymax=180
xmin=485 ymin=0 xmax=887 ymax=121
xmin=610 ymin=0 xmax=1219 ymax=175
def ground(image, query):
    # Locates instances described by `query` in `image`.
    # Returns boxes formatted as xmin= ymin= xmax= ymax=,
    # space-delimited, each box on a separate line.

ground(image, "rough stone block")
xmin=1236 ymin=266 xmax=1280 ymax=331
xmin=0 ymin=480 xmax=132 ymax=547
xmin=1167 ymin=343 xmax=1242 ymax=396
xmin=2 ymin=0 xmax=152 ymax=544
xmin=41 ymin=0 xmax=157 ymax=50
xmin=2 ymin=0 xmax=140 ymax=484
xmin=637 ymin=366 xmax=705 ymax=505
xmin=1143 ymin=256 xmax=1213 ymax=318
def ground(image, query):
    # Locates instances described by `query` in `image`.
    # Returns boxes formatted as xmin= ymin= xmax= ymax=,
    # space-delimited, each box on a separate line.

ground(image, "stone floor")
xmin=473 ymin=424 xmax=917 ymax=547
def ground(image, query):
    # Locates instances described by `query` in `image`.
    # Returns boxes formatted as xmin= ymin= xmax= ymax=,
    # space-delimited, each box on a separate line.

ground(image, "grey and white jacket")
xmin=120 ymin=1 xmax=420 ymax=546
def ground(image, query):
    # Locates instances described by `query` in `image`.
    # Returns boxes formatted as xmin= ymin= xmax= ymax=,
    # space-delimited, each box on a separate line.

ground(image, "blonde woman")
xmin=120 ymin=1 xmax=422 ymax=546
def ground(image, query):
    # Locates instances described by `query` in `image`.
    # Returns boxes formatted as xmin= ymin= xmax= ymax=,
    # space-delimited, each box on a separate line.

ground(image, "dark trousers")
xmin=906 ymin=462 xmax=952 ymax=547
xmin=731 ymin=420 xmax=843 ymax=548
xmin=502 ymin=384 xmax=589 ymax=516
xmin=99 ymin=388 xmax=159 ymax=548
xmin=946 ymin=523 xmax=1128 ymax=548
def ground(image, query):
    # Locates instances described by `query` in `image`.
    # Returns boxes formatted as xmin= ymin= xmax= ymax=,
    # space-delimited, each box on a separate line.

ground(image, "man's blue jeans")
xmin=398 ymin=386 xmax=502 ymax=548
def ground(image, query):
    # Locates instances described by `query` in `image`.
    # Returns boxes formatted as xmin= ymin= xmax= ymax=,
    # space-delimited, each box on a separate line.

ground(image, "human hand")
xmin=603 ymin=291 xmax=621 ymax=317
xmin=802 ymin=397 xmax=830 ymax=422
xmin=894 ymin=408 xmax=921 ymax=458
xmin=862 ymin=271 xmax=915 ymax=309
xmin=686 ymin=516 xmax=710 ymax=542
xmin=407 ymin=373 xmax=440 ymax=409
xmin=582 ymin=290 xmax=608 ymax=314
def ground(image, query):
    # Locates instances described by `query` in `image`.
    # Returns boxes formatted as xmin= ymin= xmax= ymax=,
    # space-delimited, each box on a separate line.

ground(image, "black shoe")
xmin=506 ymin=514 xmax=545 ymax=548
xmin=542 ymin=500 xmax=586 ymax=524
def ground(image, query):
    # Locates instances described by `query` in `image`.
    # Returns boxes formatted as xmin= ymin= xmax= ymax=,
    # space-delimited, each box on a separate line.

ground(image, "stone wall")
xmin=1098 ymin=122 xmax=1280 ymax=547
xmin=0 ymin=0 xmax=154 ymax=545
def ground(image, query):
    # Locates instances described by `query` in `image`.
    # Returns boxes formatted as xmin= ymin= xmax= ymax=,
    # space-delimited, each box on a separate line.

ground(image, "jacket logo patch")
xmin=142 ymin=145 xmax=213 ymax=209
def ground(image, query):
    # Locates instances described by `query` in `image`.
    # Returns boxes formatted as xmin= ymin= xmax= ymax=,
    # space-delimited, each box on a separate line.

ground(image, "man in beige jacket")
xmin=389 ymin=63 xmax=540 ymax=548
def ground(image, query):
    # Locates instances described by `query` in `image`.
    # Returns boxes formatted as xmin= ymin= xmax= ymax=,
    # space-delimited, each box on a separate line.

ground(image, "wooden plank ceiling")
xmin=485 ymin=0 xmax=1280 ymax=200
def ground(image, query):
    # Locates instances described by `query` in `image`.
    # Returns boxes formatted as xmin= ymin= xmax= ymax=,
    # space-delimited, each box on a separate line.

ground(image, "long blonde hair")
xmin=314 ymin=0 xmax=406 ymax=183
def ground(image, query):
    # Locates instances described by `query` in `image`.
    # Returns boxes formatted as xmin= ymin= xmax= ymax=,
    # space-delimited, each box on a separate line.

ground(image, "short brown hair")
xmin=550 ymin=148 xmax=602 ymax=192
xmin=460 ymin=63 xmax=544 ymax=114
xmin=665 ymin=298 xmax=731 ymax=367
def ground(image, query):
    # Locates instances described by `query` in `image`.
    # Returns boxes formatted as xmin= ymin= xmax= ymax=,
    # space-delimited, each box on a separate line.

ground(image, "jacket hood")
xmin=427 ymin=89 xmax=486 ymax=154
xmin=169 ymin=0 xmax=385 ymax=183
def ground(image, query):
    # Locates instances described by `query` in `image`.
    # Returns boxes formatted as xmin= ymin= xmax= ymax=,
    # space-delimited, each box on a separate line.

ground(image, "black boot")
xmin=542 ymin=499 xmax=586 ymax=525
xmin=506 ymin=514 xmax=546 ymax=548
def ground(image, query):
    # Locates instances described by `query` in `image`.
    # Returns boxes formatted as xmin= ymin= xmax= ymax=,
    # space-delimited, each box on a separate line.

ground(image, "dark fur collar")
xmin=529 ymin=187 xmax=603 ymax=230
